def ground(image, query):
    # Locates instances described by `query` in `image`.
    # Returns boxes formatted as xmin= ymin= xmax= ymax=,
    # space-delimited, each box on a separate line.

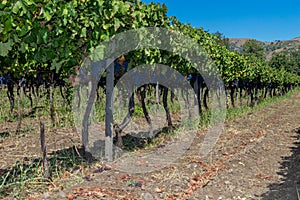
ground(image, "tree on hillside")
xmin=214 ymin=31 xmax=230 ymax=49
xmin=242 ymin=39 xmax=266 ymax=61
xmin=290 ymin=50 xmax=300 ymax=75
xmin=269 ymin=53 xmax=292 ymax=71
xmin=269 ymin=51 xmax=300 ymax=75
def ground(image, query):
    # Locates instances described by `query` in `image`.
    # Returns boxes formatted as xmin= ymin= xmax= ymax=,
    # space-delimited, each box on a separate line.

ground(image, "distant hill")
xmin=228 ymin=38 xmax=252 ymax=51
xmin=228 ymin=37 xmax=300 ymax=60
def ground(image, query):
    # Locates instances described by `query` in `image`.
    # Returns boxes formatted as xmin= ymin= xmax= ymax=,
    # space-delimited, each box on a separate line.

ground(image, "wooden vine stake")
xmin=16 ymin=87 xmax=22 ymax=132
xmin=40 ymin=121 xmax=50 ymax=179
xmin=105 ymin=39 xmax=115 ymax=162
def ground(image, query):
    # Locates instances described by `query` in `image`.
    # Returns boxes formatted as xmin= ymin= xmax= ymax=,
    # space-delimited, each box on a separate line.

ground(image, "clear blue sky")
xmin=142 ymin=0 xmax=300 ymax=42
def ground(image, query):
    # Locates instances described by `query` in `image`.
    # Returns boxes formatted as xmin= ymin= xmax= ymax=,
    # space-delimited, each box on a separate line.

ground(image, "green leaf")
xmin=42 ymin=8 xmax=52 ymax=22
xmin=12 ymin=1 xmax=22 ymax=14
xmin=0 ymin=40 xmax=13 ymax=56
xmin=42 ymin=49 xmax=56 ymax=62
xmin=51 ymin=58 xmax=67 ymax=73
xmin=23 ymin=0 xmax=35 ymax=6
xmin=100 ymin=34 xmax=109 ymax=41
xmin=36 ymin=32 xmax=42 ymax=44
xmin=90 ymin=45 xmax=105 ymax=61
xmin=119 ymin=2 xmax=130 ymax=14
xmin=114 ymin=18 xmax=122 ymax=31
xmin=42 ymin=31 xmax=48 ymax=43
xmin=4 ymin=16 xmax=13 ymax=33
xmin=112 ymin=2 xmax=119 ymax=15
xmin=19 ymin=42 xmax=27 ymax=53
xmin=16 ymin=24 xmax=31 ymax=37
xmin=63 ymin=8 xmax=69 ymax=16
xmin=80 ymin=27 xmax=87 ymax=37
xmin=1 ymin=0 xmax=7 ymax=6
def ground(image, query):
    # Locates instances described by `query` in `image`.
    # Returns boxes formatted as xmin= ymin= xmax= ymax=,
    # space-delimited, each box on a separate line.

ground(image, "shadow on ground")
xmin=261 ymin=127 xmax=300 ymax=200
xmin=89 ymin=126 xmax=174 ymax=160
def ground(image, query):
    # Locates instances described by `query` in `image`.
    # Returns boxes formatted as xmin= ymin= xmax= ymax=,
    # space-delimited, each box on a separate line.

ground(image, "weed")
xmin=0 ymin=144 xmax=87 ymax=198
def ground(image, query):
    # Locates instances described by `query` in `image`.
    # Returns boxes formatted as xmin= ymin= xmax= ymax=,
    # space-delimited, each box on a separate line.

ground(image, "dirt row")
xmin=34 ymin=91 xmax=300 ymax=200
xmin=1 ymin=91 xmax=300 ymax=200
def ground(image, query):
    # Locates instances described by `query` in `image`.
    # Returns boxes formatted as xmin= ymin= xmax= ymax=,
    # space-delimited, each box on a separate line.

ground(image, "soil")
xmin=1 ymin=91 xmax=300 ymax=200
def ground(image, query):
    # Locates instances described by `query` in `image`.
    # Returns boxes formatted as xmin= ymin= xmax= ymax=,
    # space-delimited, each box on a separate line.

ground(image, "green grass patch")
xmin=0 ymin=87 xmax=75 ymax=127
xmin=0 ymin=145 xmax=87 ymax=198
xmin=226 ymin=89 xmax=295 ymax=120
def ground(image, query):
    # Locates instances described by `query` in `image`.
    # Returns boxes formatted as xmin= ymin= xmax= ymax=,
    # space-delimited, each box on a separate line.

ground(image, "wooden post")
xmin=156 ymin=81 xmax=159 ymax=105
xmin=193 ymin=76 xmax=200 ymax=114
xmin=40 ymin=121 xmax=50 ymax=179
xmin=105 ymin=41 xmax=115 ymax=162
xmin=16 ymin=85 xmax=22 ymax=132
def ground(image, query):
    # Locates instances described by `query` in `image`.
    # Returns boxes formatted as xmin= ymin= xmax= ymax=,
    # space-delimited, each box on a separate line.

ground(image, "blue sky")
xmin=142 ymin=0 xmax=300 ymax=42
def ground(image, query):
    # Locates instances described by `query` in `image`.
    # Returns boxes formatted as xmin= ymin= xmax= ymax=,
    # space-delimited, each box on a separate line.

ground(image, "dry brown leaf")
xmin=61 ymin=171 xmax=69 ymax=179
xmin=155 ymin=187 xmax=163 ymax=193
xmin=66 ymin=193 xmax=73 ymax=200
